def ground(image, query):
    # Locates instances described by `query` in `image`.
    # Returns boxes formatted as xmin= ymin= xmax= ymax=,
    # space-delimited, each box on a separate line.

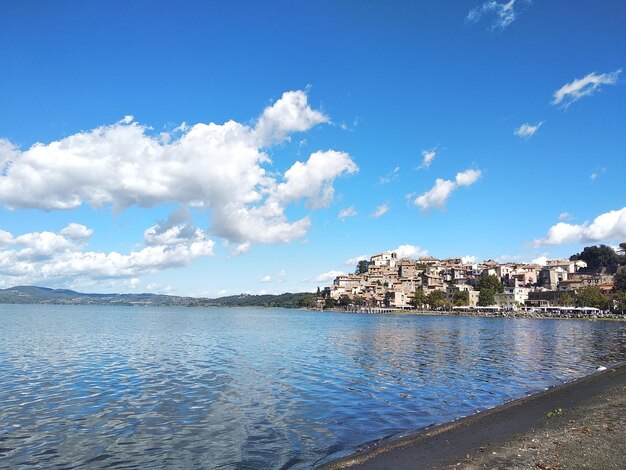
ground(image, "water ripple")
xmin=1 ymin=306 xmax=625 ymax=468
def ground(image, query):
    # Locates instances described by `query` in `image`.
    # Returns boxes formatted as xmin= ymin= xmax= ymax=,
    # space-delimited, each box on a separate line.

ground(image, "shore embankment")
xmin=329 ymin=307 xmax=626 ymax=321
xmin=321 ymin=362 xmax=626 ymax=470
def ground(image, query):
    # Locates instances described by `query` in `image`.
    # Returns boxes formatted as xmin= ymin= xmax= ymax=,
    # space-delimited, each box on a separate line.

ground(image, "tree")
xmin=558 ymin=292 xmax=574 ymax=307
xmin=453 ymin=290 xmax=470 ymax=306
xmin=618 ymin=243 xmax=626 ymax=266
xmin=575 ymin=286 xmax=609 ymax=309
xmin=355 ymin=260 xmax=369 ymax=275
xmin=413 ymin=288 xmax=428 ymax=309
xmin=613 ymin=291 xmax=626 ymax=313
xmin=477 ymin=274 xmax=504 ymax=293
xmin=427 ymin=290 xmax=446 ymax=309
xmin=478 ymin=289 xmax=496 ymax=306
xmin=570 ymin=245 xmax=619 ymax=272
xmin=338 ymin=295 xmax=351 ymax=308
xmin=614 ymin=267 xmax=626 ymax=292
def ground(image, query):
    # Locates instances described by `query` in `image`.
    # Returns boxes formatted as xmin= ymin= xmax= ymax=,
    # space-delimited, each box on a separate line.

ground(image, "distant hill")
xmin=0 ymin=286 xmax=318 ymax=309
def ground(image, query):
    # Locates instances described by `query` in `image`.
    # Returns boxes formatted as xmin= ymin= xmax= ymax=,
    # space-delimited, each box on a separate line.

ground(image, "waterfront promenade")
xmin=323 ymin=362 xmax=626 ymax=469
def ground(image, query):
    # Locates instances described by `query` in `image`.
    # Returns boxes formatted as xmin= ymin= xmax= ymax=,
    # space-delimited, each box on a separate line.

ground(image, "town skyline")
xmin=1 ymin=1 xmax=625 ymax=296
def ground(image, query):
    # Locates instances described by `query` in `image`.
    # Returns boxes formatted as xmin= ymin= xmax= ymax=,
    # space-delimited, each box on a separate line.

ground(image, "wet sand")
xmin=321 ymin=362 xmax=626 ymax=470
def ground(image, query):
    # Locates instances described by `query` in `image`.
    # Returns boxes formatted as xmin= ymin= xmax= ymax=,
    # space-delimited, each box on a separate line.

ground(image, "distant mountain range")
xmin=0 ymin=286 xmax=318 ymax=309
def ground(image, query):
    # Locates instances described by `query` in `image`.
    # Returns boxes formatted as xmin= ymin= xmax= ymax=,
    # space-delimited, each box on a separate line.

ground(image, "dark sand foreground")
xmin=322 ymin=362 xmax=626 ymax=470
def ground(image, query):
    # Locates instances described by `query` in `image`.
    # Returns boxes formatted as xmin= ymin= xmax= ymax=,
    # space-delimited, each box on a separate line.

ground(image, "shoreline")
xmin=320 ymin=362 xmax=626 ymax=469
xmin=324 ymin=307 xmax=626 ymax=322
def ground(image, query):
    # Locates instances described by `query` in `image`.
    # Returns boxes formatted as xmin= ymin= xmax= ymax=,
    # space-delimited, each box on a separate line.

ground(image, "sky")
xmin=1 ymin=0 xmax=625 ymax=296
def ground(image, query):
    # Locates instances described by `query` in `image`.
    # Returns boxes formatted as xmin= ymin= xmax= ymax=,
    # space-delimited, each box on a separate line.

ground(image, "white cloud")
xmin=467 ymin=0 xmax=519 ymax=31
xmin=260 ymin=270 xmax=286 ymax=283
xmin=338 ymin=206 xmax=357 ymax=221
xmin=304 ymin=270 xmax=344 ymax=283
xmin=392 ymin=244 xmax=429 ymax=259
xmin=531 ymin=256 xmax=548 ymax=266
xmin=414 ymin=169 xmax=482 ymax=211
xmin=461 ymin=255 xmax=477 ymax=264
xmin=0 ymin=223 xmax=215 ymax=286
xmin=143 ymin=283 xmax=175 ymax=295
xmin=254 ymin=90 xmax=329 ymax=144
xmin=275 ymin=150 xmax=358 ymax=208
xmin=534 ymin=206 xmax=626 ymax=245
xmin=455 ymin=169 xmax=482 ymax=186
xmin=378 ymin=166 xmax=400 ymax=184
xmin=370 ymin=203 xmax=389 ymax=218
xmin=420 ymin=149 xmax=437 ymax=169
xmin=552 ymin=70 xmax=621 ymax=107
xmin=233 ymin=242 xmax=251 ymax=256
xmin=514 ymin=121 xmax=544 ymax=138
xmin=345 ymin=255 xmax=369 ymax=266
xmin=590 ymin=172 xmax=598 ymax=181
xmin=216 ymin=289 xmax=228 ymax=297
xmin=0 ymin=90 xmax=357 ymax=248
xmin=559 ymin=212 xmax=573 ymax=221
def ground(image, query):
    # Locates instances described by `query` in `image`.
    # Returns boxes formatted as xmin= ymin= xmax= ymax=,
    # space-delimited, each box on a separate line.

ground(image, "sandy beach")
xmin=322 ymin=362 xmax=626 ymax=470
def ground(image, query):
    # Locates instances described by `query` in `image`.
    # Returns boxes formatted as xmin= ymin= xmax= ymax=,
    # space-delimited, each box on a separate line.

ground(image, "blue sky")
xmin=1 ymin=1 xmax=625 ymax=296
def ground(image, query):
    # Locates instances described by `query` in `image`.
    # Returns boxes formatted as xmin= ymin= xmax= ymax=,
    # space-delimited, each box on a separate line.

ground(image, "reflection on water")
xmin=1 ymin=305 xmax=625 ymax=468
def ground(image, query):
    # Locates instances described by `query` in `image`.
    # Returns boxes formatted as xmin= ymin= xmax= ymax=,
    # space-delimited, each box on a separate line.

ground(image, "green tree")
xmin=614 ymin=267 xmax=626 ymax=292
xmin=570 ymin=245 xmax=619 ymax=272
xmin=427 ymin=290 xmax=446 ymax=309
xmin=613 ymin=291 xmax=626 ymax=313
xmin=575 ymin=286 xmax=609 ymax=309
xmin=453 ymin=290 xmax=470 ymax=306
xmin=355 ymin=260 xmax=369 ymax=275
xmin=558 ymin=292 xmax=574 ymax=307
xmin=338 ymin=294 xmax=351 ymax=307
xmin=476 ymin=274 xmax=504 ymax=293
xmin=478 ymin=289 xmax=496 ymax=306
xmin=413 ymin=288 xmax=428 ymax=308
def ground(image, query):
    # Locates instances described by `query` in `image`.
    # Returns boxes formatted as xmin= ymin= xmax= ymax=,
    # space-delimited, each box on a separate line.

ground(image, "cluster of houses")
xmin=325 ymin=252 xmax=615 ymax=310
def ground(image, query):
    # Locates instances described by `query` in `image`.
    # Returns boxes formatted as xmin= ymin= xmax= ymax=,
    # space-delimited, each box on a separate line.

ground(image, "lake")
xmin=1 ymin=305 xmax=625 ymax=468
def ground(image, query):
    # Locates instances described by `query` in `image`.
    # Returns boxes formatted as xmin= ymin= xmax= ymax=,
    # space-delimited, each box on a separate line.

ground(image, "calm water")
xmin=1 ymin=306 xmax=626 ymax=468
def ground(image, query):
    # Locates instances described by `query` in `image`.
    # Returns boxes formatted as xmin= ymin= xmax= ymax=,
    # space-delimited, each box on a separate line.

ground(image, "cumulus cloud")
xmin=345 ymin=255 xmax=369 ymax=266
xmin=338 ymin=206 xmax=357 ymax=221
xmin=420 ymin=149 xmax=437 ymax=169
xmin=462 ymin=255 xmax=477 ymax=264
xmin=392 ymin=244 xmax=429 ymax=259
xmin=0 ymin=90 xmax=357 ymax=248
xmin=370 ymin=203 xmax=389 ymax=218
xmin=559 ymin=212 xmax=573 ymax=221
xmin=414 ymin=169 xmax=482 ymax=211
xmin=514 ymin=121 xmax=543 ymax=138
xmin=534 ymin=207 xmax=626 ymax=245
xmin=531 ymin=256 xmax=548 ymax=266
xmin=552 ymin=70 xmax=621 ymax=107
xmin=275 ymin=150 xmax=358 ymax=208
xmin=260 ymin=275 xmax=272 ymax=283
xmin=303 ymin=270 xmax=344 ymax=283
xmin=0 ymin=223 xmax=215 ymax=286
xmin=467 ymin=0 xmax=520 ymax=31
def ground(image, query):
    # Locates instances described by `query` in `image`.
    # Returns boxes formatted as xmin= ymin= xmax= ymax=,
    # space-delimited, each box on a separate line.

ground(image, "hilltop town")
xmin=324 ymin=244 xmax=626 ymax=314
